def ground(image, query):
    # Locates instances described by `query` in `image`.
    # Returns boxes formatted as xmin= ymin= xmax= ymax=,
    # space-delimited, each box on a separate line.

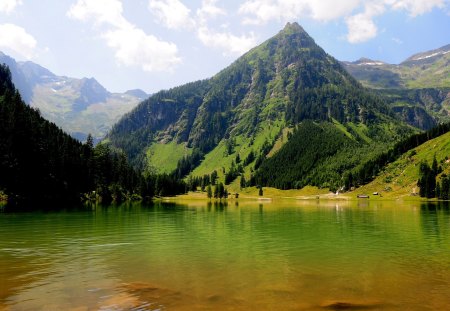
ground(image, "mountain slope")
xmin=342 ymin=45 xmax=450 ymax=130
xmin=108 ymin=23 xmax=414 ymax=189
xmin=355 ymin=126 xmax=450 ymax=198
xmin=378 ymin=88 xmax=450 ymax=130
xmin=342 ymin=44 xmax=450 ymax=89
xmin=0 ymin=52 xmax=147 ymax=141
xmin=0 ymin=64 xmax=139 ymax=206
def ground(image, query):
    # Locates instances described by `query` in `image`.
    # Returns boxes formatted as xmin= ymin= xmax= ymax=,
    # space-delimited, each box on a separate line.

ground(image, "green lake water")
xmin=1 ymin=200 xmax=450 ymax=310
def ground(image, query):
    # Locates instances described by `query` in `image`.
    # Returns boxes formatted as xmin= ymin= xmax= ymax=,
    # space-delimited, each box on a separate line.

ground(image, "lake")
xmin=1 ymin=200 xmax=450 ymax=310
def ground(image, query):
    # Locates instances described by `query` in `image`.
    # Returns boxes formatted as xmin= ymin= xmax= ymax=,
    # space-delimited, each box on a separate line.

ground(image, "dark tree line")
xmin=172 ymin=148 xmax=204 ymax=179
xmin=347 ymin=122 xmax=450 ymax=189
xmin=252 ymin=121 xmax=358 ymax=190
xmin=250 ymin=119 xmax=450 ymax=192
xmin=0 ymin=65 xmax=142 ymax=207
xmin=0 ymin=65 xmax=186 ymax=208
xmin=417 ymin=158 xmax=439 ymax=198
xmin=417 ymin=157 xmax=450 ymax=200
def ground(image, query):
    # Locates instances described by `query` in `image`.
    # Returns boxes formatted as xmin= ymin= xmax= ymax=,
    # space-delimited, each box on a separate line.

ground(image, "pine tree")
xmin=214 ymin=184 xmax=219 ymax=198
xmin=218 ymin=182 xmax=225 ymax=198
xmin=441 ymin=176 xmax=449 ymax=200
xmin=207 ymin=184 xmax=212 ymax=199
xmin=240 ymin=176 xmax=246 ymax=189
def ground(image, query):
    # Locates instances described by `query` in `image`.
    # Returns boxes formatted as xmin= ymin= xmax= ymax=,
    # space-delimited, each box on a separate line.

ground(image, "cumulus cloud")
xmin=68 ymin=0 xmax=181 ymax=72
xmin=197 ymin=0 xmax=226 ymax=22
xmin=149 ymin=0 xmax=195 ymax=29
xmin=67 ymin=0 xmax=128 ymax=28
xmin=346 ymin=14 xmax=378 ymax=43
xmin=197 ymin=26 xmax=257 ymax=56
xmin=195 ymin=0 xmax=255 ymax=56
xmin=104 ymin=27 xmax=181 ymax=71
xmin=0 ymin=0 xmax=22 ymax=14
xmin=387 ymin=0 xmax=446 ymax=16
xmin=346 ymin=2 xmax=385 ymax=44
xmin=0 ymin=23 xmax=36 ymax=58
xmin=146 ymin=0 xmax=253 ymax=56
xmin=238 ymin=0 xmax=360 ymax=24
xmin=238 ymin=0 xmax=448 ymax=43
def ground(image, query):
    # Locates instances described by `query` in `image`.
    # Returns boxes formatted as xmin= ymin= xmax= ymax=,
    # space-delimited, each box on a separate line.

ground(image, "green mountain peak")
xmin=108 ymin=24 xmax=414 ymax=190
xmin=282 ymin=22 xmax=305 ymax=33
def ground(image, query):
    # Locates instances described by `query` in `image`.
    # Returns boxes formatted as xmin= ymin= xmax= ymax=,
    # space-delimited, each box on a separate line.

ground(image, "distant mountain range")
xmin=342 ymin=44 xmax=450 ymax=89
xmin=0 ymin=52 xmax=147 ymax=141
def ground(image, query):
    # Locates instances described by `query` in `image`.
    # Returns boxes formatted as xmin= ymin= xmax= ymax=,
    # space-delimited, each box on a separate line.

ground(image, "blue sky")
xmin=0 ymin=0 xmax=449 ymax=93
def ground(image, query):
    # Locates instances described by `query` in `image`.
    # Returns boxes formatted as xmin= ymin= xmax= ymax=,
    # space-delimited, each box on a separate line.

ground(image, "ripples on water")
xmin=1 ymin=201 xmax=450 ymax=310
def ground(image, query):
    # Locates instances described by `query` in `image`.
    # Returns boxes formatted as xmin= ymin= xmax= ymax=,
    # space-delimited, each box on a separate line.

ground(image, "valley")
xmin=0 ymin=52 xmax=147 ymax=142
xmin=1 ymin=22 xmax=450 ymax=205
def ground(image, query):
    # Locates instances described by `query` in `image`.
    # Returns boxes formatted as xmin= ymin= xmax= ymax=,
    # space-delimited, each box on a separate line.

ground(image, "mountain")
xmin=376 ymin=88 xmax=450 ymax=130
xmin=402 ymin=44 xmax=450 ymax=67
xmin=354 ymin=124 xmax=450 ymax=199
xmin=108 ymin=22 xmax=414 ymax=191
xmin=342 ymin=58 xmax=402 ymax=89
xmin=342 ymin=45 xmax=450 ymax=130
xmin=0 ymin=52 xmax=147 ymax=141
xmin=0 ymin=64 xmax=140 ymax=207
xmin=342 ymin=44 xmax=450 ymax=89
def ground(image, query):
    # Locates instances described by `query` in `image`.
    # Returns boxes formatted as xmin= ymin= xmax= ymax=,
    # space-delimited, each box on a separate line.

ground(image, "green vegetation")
xmin=357 ymin=125 xmax=450 ymax=198
xmin=252 ymin=121 xmax=401 ymax=191
xmin=0 ymin=65 xmax=186 ymax=209
xmin=146 ymin=141 xmax=192 ymax=174
xmin=343 ymin=46 xmax=450 ymax=132
xmin=0 ymin=65 xmax=140 ymax=207
xmin=377 ymin=88 xmax=450 ymax=130
xmin=108 ymin=22 xmax=413 ymax=191
xmin=343 ymin=45 xmax=450 ymax=90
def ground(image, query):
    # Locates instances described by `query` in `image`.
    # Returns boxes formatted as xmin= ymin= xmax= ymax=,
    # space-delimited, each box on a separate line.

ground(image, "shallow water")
xmin=1 ymin=200 xmax=450 ymax=310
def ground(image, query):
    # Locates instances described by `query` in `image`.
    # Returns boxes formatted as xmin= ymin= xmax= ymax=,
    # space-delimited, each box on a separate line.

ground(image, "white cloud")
xmin=149 ymin=0 xmax=195 ymax=29
xmin=104 ymin=26 xmax=181 ymax=71
xmin=0 ymin=0 xmax=21 ymax=14
xmin=387 ymin=0 xmax=446 ymax=16
xmin=197 ymin=0 xmax=226 ymax=22
xmin=0 ymin=23 xmax=36 ymax=58
xmin=67 ymin=0 xmax=128 ymax=28
xmin=143 ymin=0 xmax=253 ymax=56
xmin=238 ymin=0 xmax=360 ymax=25
xmin=68 ymin=0 xmax=181 ymax=72
xmin=195 ymin=0 xmax=255 ymax=56
xmin=238 ymin=0 xmax=448 ymax=43
xmin=197 ymin=26 xmax=257 ymax=56
xmin=346 ymin=13 xmax=378 ymax=43
xmin=346 ymin=2 xmax=385 ymax=44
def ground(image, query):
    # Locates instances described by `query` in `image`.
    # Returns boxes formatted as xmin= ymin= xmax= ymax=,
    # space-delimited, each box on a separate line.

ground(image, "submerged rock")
xmin=321 ymin=300 xmax=385 ymax=310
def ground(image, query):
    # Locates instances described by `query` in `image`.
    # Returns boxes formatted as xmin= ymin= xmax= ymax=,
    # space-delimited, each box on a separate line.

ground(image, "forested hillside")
xmin=108 ymin=23 xmax=414 ymax=190
xmin=0 ymin=65 xmax=141 ymax=207
xmin=354 ymin=123 xmax=450 ymax=198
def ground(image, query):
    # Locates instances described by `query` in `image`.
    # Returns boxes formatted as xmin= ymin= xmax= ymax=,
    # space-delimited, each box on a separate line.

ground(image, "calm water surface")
xmin=1 ymin=200 xmax=450 ymax=310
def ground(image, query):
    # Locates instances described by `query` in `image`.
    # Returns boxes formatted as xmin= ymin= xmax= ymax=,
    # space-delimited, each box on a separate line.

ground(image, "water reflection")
xmin=420 ymin=202 xmax=450 ymax=242
xmin=206 ymin=201 xmax=228 ymax=212
xmin=1 ymin=201 xmax=450 ymax=310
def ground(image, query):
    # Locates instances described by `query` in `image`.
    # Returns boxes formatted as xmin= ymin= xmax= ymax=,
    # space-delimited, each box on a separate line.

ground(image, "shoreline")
xmin=162 ymin=187 xmax=427 ymax=203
